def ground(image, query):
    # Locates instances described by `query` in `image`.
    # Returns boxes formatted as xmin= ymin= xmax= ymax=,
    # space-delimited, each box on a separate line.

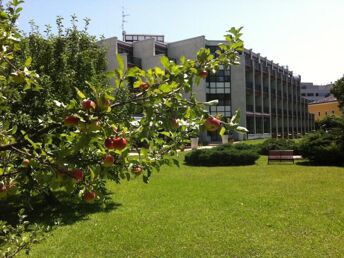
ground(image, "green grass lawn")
xmin=19 ymin=155 xmax=344 ymax=258
xmin=242 ymin=138 xmax=266 ymax=145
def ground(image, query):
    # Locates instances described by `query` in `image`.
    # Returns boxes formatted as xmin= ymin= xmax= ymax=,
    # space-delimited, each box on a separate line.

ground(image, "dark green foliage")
xmin=184 ymin=144 xmax=259 ymax=166
xmin=259 ymin=138 xmax=299 ymax=155
xmin=298 ymin=132 xmax=344 ymax=165
xmin=299 ymin=116 xmax=344 ymax=165
xmin=8 ymin=17 xmax=107 ymax=132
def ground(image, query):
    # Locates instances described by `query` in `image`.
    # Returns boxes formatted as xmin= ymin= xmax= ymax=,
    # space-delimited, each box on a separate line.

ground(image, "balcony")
xmin=246 ymin=104 xmax=254 ymax=112
xmin=263 ymin=107 xmax=269 ymax=113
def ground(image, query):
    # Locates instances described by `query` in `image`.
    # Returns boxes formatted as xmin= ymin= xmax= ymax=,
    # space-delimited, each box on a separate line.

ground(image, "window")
xmin=318 ymin=112 xmax=321 ymax=116
xmin=332 ymin=110 xmax=335 ymax=114
xmin=307 ymin=93 xmax=314 ymax=96
xmin=325 ymin=112 xmax=328 ymax=115
xmin=301 ymin=93 xmax=305 ymax=96
xmin=207 ymin=69 xmax=230 ymax=82
xmin=206 ymin=94 xmax=231 ymax=106
xmin=315 ymin=93 xmax=319 ymax=96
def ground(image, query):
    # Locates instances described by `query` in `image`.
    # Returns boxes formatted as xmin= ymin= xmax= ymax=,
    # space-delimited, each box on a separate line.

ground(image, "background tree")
xmin=331 ymin=75 xmax=344 ymax=109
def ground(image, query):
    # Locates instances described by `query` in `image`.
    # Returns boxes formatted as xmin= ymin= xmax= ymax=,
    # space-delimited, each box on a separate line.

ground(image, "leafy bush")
xmin=185 ymin=144 xmax=259 ymax=166
xmin=299 ymin=131 xmax=344 ymax=165
xmin=259 ymin=138 xmax=298 ymax=155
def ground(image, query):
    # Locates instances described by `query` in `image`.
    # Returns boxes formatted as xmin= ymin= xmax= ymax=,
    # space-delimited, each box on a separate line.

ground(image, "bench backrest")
xmin=268 ymin=150 xmax=294 ymax=156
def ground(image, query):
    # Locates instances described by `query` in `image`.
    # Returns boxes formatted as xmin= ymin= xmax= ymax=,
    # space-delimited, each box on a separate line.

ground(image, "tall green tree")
xmin=331 ymin=75 xmax=344 ymax=109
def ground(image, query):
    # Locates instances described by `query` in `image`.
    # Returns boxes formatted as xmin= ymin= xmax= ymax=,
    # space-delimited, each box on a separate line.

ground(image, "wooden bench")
xmin=268 ymin=150 xmax=300 ymax=164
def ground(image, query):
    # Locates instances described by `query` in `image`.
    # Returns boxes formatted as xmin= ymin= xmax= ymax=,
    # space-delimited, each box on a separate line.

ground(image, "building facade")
xmin=301 ymin=82 xmax=332 ymax=102
xmin=308 ymin=96 xmax=342 ymax=121
xmin=98 ymin=34 xmax=315 ymax=140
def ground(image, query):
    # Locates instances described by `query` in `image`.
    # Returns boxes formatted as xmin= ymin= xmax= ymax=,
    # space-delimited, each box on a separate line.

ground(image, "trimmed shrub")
xmin=299 ymin=132 xmax=344 ymax=165
xmin=259 ymin=138 xmax=299 ymax=155
xmin=185 ymin=144 xmax=259 ymax=166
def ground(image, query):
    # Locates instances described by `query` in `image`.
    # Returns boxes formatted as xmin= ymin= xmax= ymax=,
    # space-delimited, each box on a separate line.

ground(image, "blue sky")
xmin=14 ymin=0 xmax=344 ymax=84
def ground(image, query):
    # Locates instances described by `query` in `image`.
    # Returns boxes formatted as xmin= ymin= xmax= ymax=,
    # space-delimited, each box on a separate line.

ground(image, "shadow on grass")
xmin=0 ymin=191 xmax=121 ymax=228
xmin=296 ymin=160 xmax=344 ymax=167
xmin=182 ymin=162 xmax=258 ymax=167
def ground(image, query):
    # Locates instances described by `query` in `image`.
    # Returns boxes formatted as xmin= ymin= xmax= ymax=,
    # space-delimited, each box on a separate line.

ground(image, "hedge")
xmin=185 ymin=144 xmax=259 ymax=166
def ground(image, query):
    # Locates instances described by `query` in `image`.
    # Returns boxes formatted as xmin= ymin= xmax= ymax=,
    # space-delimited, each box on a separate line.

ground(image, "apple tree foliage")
xmin=0 ymin=0 xmax=244 ymax=209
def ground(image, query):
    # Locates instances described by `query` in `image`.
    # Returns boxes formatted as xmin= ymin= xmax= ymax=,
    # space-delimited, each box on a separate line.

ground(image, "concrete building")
xmin=308 ymin=95 xmax=342 ymax=121
xmin=301 ymin=82 xmax=332 ymax=102
xmin=98 ymin=34 xmax=315 ymax=140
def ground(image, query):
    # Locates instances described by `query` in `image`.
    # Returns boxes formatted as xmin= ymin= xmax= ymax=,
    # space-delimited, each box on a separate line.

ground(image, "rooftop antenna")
xmin=121 ymin=6 xmax=129 ymax=41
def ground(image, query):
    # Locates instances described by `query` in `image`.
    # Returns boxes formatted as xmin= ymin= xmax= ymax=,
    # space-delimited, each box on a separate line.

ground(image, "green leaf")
xmin=126 ymin=66 xmax=142 ymax=77
xmin=172 ymin=159 xmax=180 ymax=167
xmin=140 ymin=148 xmax=148 ymax=157
xmin=0 ymin=11 xmax=9 ymax=19
xmin=143 ymin=175 xmax=149 ymax=184
xmin=160 ymin=131 xmax=171 ymax=137
xmin=159 ymin=84 xmax=171 ymax=93
xmin=10 ymin=125 xmax=17 ymax=135
xmin=116 ymin=54 xmax=124 ymax=72
xmin=89 ymin=167 xmax=95 ymax=180
xmin=74 ymin=87 xmax=86 ymax=99
xmin=154 ymin=67 xmax=165 ymax=76
xmin=24 ymin=135 xmax=38 ymax=149
xmin=160 ymin=56 xmax=170 ymax=69
xmin=133 ymin=80 xmax=142 ymax=88
xmin=219 ymin=127 xmax=226 ymax=136
xmin=24 ymin=57 xmax=32 ymax=67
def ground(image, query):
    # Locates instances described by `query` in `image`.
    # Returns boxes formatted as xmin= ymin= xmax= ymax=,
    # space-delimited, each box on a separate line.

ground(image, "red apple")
xmin=64 ymin=115 xmax=79 ymax=126
xmin=72 ymin=169 xmax=84 ymax=182
xmin=22 ymin=159 xmax=30 ymax=167
xmin=139 ymin=82 xmax=149 ymax=91
xmin=83 ymin=191 xmax=97 ymax=203
xmin=199 ymin=70 xmax=208 ymax=78
xmin=104 ymin=137 xmax=115 ymax=149
xmin=204 ymin=116 xmax=221 ymax=132
xmin=112 ymin=137 xmax=127 ymax=150
xmin=132 ymin=165 xmax=143 ymax=175
xmin=102 ymin=154 xmax=115 ymax=167
xmin=82 ymin=99 xmax=96 ymax=110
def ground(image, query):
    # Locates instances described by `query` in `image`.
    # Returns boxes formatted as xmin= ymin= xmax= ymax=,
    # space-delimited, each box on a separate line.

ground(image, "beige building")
xmin=308 ymin=96 xmax=342 ymax=121
xmin=98 ymin=33 xmax=315 ymax=140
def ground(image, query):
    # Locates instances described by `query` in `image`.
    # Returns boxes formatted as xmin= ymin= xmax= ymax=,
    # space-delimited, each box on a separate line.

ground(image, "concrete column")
xmin=252 ymin=61 xmax=256 ymax=134
xmin=231 ymin=54 xmax=247 ymax=128
xmin=268 ymin=69 xmax=272 ymax=136
xmin=280 ymin=72 xmax=284 ymax=137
